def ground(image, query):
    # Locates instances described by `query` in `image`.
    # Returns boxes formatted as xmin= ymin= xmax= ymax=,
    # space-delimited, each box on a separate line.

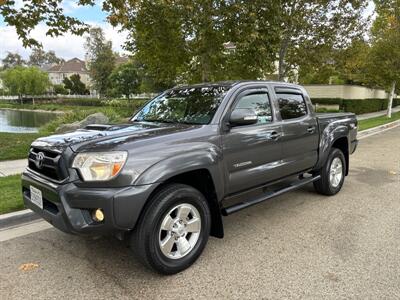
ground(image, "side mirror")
xmin=229 ymin=108 xmax=258 ymax=126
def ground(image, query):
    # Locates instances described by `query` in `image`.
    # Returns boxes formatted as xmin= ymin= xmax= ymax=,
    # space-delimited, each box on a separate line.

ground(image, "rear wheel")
xmin=131 ymin=183 xmax=211 ymax=274
xmin=314 ymin=148 xmax=346 ymax=196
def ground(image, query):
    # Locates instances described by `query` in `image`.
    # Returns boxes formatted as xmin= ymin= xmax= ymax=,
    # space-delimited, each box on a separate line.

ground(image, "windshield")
xmin=132 ymin=86 xmax=229 ymax=125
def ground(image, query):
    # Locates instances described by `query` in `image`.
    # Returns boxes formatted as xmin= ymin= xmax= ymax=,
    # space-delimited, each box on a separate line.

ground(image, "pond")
xmin=0 ymin=109 xmax=59 ymax=133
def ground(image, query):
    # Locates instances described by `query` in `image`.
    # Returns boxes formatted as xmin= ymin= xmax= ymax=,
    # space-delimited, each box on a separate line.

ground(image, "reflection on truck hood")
xmin=31 ymin=122 xmax=197 ymax=152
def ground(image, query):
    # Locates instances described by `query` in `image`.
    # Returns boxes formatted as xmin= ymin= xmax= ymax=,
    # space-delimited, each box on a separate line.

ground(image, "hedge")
xmin=311 ymin=98 xmax=400 ymax=114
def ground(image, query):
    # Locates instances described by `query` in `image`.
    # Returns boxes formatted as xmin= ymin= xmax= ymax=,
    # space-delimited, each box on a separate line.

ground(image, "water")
xmin=0 ymin=109 xmax=59 ymax=133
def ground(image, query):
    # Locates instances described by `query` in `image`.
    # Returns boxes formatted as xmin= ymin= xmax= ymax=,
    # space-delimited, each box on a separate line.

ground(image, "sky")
xmin=0 ymin=0 xmax=376 ymax=62
xmin=0 ymin=0 xmax=127 ymax=61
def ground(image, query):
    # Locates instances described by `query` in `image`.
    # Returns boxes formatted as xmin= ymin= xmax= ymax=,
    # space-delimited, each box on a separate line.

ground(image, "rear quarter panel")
xmin=314 ymin=113 xmax=357 ymax=171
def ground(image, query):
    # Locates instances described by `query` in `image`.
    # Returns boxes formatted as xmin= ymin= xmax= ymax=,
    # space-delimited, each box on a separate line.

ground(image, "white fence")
xmin=304 ymin=84 xmax=396 ymax=99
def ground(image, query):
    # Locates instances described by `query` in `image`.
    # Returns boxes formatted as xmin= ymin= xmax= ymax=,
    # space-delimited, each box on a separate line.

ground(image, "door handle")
xmin=269 ymin=131 xmax=281 ymax=140
xmin=307 ymin=126 xmax=315 ymax=133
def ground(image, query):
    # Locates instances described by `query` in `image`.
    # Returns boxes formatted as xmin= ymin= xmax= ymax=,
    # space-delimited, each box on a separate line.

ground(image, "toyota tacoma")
xmin=22 ymin=81 xmax=358 ymax=274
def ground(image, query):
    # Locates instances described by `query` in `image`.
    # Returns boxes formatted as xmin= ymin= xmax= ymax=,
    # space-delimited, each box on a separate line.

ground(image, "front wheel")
xmin=314 ymin=148 xmax=346 ymax=196
xmin=131 ymin=184 xmax=211 ymax=274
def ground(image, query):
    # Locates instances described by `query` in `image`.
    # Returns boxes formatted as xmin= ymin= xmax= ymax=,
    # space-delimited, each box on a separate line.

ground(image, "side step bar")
xmin=221 ymin=175 xmax=321 ymax=216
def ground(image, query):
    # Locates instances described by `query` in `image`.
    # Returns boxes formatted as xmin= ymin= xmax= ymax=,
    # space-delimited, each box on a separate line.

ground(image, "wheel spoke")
xmin=186 ymin=217 xmax=201 ymax=233
xmin=176 ymin=237 xmax=191 ymax=255
xmin=177 ymin=205 xmax=191 ymax=220
xmin=160 ymin=234 xmax=175 ymax=256
xmin=161 ymin=215 xmax=174 ymax=231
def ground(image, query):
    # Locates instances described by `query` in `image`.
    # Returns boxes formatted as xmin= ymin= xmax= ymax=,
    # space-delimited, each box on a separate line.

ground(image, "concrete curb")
xmin=0 ymin=209 xmax=39 ymax=230
xmin=358 ymin=119 xmax=400 ymax=140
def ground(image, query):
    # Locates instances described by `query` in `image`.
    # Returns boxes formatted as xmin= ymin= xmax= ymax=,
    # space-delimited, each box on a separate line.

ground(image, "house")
xmin=47 ymin=58 xmax=91 ymax=87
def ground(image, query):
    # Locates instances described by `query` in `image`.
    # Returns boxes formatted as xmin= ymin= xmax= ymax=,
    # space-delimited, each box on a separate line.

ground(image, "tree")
xmin=85 ymin=27 xmax=115 ymax=97
xmin=1 ymin=66 xmax=50 ymax=98
xmin=109 ymin=61 xmax=140 ymax=98
xmin=63 ymin=74 xmax=88 ymax=95
xmin=29 ymin=48 xmax=64 ymax=67
xmin=2 ymin=52 xmax=25 ymax=69
xmin=0 ymin=0 xmax=91 ymax=47
xmin=0 ymin=0 xmax=372 ymax=85
xmin=364 ymin=0 xmax=400 ymax=117
xmin=275 ymin=0 xmax=369 ymax=81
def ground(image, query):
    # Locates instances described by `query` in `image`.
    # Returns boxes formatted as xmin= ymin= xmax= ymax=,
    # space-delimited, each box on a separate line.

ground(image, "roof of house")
xmin=47 ymin=58 xmax=88 ymax=73
xmin=115 ymin=55 xmax=129 ymax=66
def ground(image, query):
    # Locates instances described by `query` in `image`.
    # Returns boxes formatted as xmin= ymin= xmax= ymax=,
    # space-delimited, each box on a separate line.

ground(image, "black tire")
xmin=313 ymin=148 xmax=346 ymax=196
xmin=131 ymin=183 xmax=211 ymax=275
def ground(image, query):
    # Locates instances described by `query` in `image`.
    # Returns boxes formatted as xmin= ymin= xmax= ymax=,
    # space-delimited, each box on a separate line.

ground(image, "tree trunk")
xmin=387 ymin=81 xmax=396 ymax=118
xmin=278 ymin=38 xmax=290 ymax=81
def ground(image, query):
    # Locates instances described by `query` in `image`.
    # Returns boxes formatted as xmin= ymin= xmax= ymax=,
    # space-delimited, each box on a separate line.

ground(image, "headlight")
xmin=72 ymin=151 xmax=128 ymax=181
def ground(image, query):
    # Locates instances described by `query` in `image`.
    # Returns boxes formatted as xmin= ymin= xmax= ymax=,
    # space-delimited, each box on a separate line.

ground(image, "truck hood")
xmin=31 ymin=122 xmax=198 ymax=153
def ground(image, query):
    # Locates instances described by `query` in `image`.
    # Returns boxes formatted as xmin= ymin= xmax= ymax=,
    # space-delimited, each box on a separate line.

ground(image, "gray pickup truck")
xmin=22 ymin=81 xmax=358 ymax=274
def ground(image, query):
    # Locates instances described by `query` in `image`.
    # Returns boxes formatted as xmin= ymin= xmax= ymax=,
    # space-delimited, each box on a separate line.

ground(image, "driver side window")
xmin=235 ymin=92 xmax=272 ymax=124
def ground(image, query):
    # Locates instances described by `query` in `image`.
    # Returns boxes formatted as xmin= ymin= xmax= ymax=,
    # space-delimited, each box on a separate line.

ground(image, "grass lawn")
xmin=0 ymin=175 xmax=23 ymax=214
xmin=0 ymin=132 xmax=42 ymax=161
xmin=358 ymin=111 xmax=400 ymax=131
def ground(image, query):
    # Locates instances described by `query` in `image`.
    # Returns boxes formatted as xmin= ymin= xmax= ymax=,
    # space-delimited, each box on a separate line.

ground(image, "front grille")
xmin=28 ymin=148 xmax=68 ymax=181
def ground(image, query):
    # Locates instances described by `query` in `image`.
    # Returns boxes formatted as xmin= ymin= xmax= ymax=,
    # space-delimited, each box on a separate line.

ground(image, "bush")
xmin=53 ymin=84 xmax=68 ymax=95
xmin=310 ymin=98 xmax=343 ymax=106
xmin=311 ymin=98 xmax=400 ymax=114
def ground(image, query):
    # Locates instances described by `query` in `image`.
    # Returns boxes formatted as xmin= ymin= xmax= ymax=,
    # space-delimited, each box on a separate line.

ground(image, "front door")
xmin=222 ymin=88 xmax=283 ymax=195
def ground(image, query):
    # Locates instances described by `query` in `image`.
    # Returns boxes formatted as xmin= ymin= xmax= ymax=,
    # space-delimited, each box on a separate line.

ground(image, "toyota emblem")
xmin=35 ymin=152 xmax=45 ymax=169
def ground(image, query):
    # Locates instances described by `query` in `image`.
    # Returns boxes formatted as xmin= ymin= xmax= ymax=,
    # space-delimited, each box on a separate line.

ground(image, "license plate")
xmin=30 ymin=186 xmax=43 ymax=209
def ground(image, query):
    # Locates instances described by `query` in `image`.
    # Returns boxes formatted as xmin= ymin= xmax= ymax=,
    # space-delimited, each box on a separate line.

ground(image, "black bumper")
xmin=22 ymin=170 xmax=157 ymax=235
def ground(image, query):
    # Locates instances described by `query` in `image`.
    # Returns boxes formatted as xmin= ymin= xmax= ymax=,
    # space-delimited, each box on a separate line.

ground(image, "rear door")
xmin=222 ymin=87 xmax=283 ymax=195
xmin=274 ymin=87 xmax=319 ymax=176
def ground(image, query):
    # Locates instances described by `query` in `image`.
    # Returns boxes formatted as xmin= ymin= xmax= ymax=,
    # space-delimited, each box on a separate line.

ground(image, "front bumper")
xmin=22 ymin=170 xmax=157 ymax=235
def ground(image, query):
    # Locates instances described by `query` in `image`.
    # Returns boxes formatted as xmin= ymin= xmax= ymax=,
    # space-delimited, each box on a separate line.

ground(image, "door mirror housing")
xmin=229 ymin=108 xmax=258 ymax=126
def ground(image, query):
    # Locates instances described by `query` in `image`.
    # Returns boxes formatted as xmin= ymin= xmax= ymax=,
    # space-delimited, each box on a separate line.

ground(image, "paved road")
xmin=1 ymin=128 xmax=399 ymax=299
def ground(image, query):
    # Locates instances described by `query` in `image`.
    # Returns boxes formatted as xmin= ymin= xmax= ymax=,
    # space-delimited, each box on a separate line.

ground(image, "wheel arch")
xmin=331 ymin=137 xmax=349 ymax=175
xmin=137 ymin=169 xmax=224 ymax=239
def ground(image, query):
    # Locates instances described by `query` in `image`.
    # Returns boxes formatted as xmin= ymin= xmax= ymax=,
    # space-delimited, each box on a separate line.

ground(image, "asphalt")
xmin=0 ymin=127 xmax=400 ymax=299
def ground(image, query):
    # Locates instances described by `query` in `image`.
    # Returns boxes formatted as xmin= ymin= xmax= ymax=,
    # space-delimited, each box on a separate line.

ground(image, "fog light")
xmin=92 ymin=209 xmax=104 ymax=222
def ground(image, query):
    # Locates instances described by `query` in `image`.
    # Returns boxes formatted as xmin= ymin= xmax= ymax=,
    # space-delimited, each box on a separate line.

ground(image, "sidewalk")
xmin=0 ymin=159 xmax=27 ymax=177
xmin=357 ymin=106 xmax=400 ymax=120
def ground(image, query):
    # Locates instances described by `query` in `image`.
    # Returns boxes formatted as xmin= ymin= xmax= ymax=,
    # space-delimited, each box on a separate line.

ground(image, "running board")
xmin=221 ymin=175 xmax=321 ymax=216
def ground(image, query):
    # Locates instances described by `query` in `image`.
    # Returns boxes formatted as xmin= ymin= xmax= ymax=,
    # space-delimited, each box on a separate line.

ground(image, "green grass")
xmin=0 ymin=175 xmax=23 ymax=214
xmin=358 ymin=111 xmax=400 ymax=131
xmin=0 ymin=132 xmax=42 ymax=161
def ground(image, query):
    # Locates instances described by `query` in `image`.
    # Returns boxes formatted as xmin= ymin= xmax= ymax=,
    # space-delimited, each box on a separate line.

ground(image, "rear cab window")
xmin=276 ymin=93 xmax=308 ymax=120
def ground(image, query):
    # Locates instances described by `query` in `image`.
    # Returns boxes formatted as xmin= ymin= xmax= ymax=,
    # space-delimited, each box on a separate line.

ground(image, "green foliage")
xmin=310 ymin=98 xmax=344 ymax=106
xmin=0 ymin=175 xmax=24 ymax=214
xmin=1 ymin=66 xmax=50 ymax=96
xmin=0 ymin=0 xmax=91 ymax=48
xmin=311 ymin=98 xmax=400 ymax=114
xmin=53 ymin=84 xmax=68 ymax=95
xmin=1 ymin=52 xmax=25 ymax=69
xmin=63 ymin=74 xmax=89 ymax=95
xmin=358 ymin=111 xmax=400 ymax=131
xmin=85 ymin=27 xmax=115 ymax=96
xmin=109 ymin=61 xmax=140 ymax=98
xmin=29 ymin=48 xmax=64 ymax=67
